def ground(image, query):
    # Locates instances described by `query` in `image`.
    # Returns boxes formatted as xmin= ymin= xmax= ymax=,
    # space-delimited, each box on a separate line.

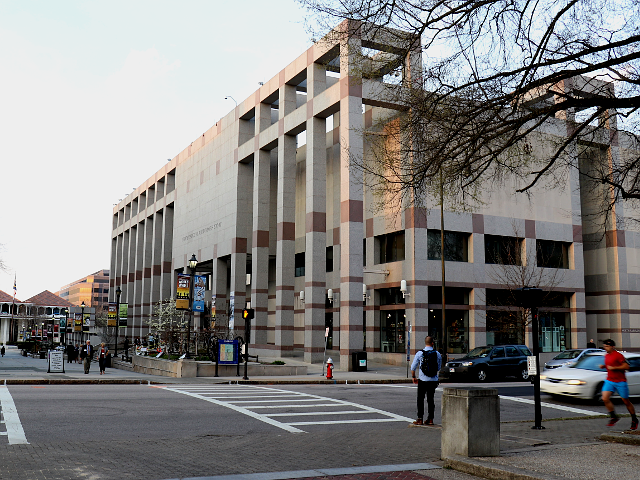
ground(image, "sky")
xmin=0 ymin=0 xmax=316 ymax=300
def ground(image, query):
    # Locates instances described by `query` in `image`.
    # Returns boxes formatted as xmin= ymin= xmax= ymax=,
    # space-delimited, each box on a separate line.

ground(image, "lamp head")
xmin=188 ymin=254 xmax=198 ymax=270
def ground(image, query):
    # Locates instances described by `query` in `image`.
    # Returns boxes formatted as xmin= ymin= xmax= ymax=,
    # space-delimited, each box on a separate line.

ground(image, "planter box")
xmin=129 ymin=355 xmax=307 ymax=378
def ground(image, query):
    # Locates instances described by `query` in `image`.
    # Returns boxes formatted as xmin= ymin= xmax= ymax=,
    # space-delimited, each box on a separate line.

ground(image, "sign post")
xmin=48 ymin=349 xmax=65 ymax=373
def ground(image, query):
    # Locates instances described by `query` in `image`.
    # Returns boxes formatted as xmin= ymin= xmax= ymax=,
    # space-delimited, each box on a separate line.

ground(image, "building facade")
xmin=109 ymin=21 xmax=640 ymax=369
xmin=57 ymin=269 xmax=110 ymax=314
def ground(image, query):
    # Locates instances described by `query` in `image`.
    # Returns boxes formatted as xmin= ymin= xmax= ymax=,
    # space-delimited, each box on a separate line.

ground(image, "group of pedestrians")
xmin=409 ymin=335 xmax=637 ymax=431
xmin=65 ymin=343 xmax=82 ymax=363
xmin=78 ymin=340 xmax=110 ymax=374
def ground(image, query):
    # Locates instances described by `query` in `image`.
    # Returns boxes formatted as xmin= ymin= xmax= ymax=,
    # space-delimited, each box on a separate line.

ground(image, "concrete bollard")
xmin=441 ymin=387 xmax=500 ymax=458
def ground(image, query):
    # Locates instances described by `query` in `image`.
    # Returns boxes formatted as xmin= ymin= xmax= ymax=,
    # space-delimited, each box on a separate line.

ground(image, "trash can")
xmin=352 ymin=351 xmax=367 ymax=372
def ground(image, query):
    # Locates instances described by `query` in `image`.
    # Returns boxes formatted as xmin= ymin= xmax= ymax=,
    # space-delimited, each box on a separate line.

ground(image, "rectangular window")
xmin=295 ymin=252 xmax=305 ymax=277
xmin=379 ymin=287 xmax=405 ymax=305
xmin=326 ymin=246 xmax=333 ymax=272
xmin=539 ymin=312 xmax=571 ymax=352
xmin=536 ymin=240 xmax=569 ymax=269
xmin=380 ymin=310 xmax=406 ymax=353
xmin=427 ymin=230 xmax=469 ymax=262
xmin=427 ymin=286 xmax=469 ymax=305
xmin=485 ymin=235 xmax=521 ymax=265
xmin=376 ymin=231 xmax=405 ymax=264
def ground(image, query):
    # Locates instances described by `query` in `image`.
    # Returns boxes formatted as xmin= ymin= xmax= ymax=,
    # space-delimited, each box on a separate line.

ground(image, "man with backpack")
xmin=410 ymin=336 xmax=442 ymax=425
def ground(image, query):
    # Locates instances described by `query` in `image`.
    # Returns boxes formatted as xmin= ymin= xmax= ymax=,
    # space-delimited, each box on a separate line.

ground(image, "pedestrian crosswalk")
xmin=0 ymin=386 xmax=29 ymax=445
xmin=163 ymin=385 xmax=414 ymax=433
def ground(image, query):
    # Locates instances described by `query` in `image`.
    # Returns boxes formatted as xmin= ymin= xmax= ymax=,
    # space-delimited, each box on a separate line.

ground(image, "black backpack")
xmin=420 ymin=349 xmax=439 ymax=377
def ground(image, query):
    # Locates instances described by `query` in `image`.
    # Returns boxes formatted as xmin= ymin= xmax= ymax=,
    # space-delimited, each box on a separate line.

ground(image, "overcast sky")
xmin=0 ymin=0 xmax=314 ymax=300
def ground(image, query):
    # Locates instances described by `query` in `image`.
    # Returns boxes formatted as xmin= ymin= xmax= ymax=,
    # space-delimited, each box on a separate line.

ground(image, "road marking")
xmin=164 ymin=385 xmax=414 ymax=433
xmin=499 ymin=395 xmax=604 ymax=415
xmin=0 ymin=386 xmax=29 ymax=445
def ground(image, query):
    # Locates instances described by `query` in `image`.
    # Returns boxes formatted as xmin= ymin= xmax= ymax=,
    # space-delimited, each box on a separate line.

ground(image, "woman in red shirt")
xmin=599 ymin=339 xmax=638 ymax=429
xmin=97 ymin=342 xmax=109 ymax=375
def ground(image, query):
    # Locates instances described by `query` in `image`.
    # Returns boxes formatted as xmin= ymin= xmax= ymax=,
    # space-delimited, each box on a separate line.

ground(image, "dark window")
xmin=295 ymin=252 xmax=305 ymax=277
xmin=363 ymin=238 xmax=366 ymax=266
xmin=537 ymin=240 xmax=569 ymax=269
xmin=486 ymin=311 xmax=525 ymax=345
xmin=379 ymin=287 xmax=405 ymax=305
xmin=506 ymin=346 xmax=520 ymax=357
xmin=326 ymin=246 xmax=333 ymax=272
xmin=427 ymin=230 xmax=469 ymax=262
xmin=485 ymin=235 xmax=521 ymax=265
xmin=376 ymin=231 xmax=405 ymax=264
xmin=427 ymin=286 xmax=469 ymax=305
xmin=380 ymin=310 xmax=405 ymax=353
xmin=491 ymin=347 xmax=505 ymax=358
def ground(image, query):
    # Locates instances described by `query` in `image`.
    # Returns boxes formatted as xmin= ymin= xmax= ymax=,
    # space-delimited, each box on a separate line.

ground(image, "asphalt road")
xmin=0 ymin=381 xmax=610 ymax=480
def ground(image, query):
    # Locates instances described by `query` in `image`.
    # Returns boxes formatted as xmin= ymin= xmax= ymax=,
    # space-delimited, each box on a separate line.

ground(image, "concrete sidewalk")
xmin=2 ymin=345 xmax=639 ymax=480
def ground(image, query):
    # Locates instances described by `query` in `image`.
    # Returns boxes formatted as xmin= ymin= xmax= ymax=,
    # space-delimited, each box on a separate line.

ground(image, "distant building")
xmin=57 ymin=269 xmax=110 ymax=312
xmin=1 ymin=289 xmax=72 ymax=344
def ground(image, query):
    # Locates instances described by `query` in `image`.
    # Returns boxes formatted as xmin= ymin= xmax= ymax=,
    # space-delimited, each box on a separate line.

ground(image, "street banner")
xmin=82 ymin=313 xmax=90 ymax=332
xmin=74 ymin=315 xmax=82 ymax=332
xmin=118 ymin=303 xmax=128 ymax=327
xmin=229 ymin=292 xmax=235 ymax=330
xmin=60 ymin=317 xmax=66 ymax=328
xmin=192 ymin=275 xmax=206 ymax=312
xmin=53 ymin=324 xmax=59 ymax=333
xmin=176 ymin=274 xmax=190 ymax=309
xmin=107 ymin=303 xmax=117 ymax=327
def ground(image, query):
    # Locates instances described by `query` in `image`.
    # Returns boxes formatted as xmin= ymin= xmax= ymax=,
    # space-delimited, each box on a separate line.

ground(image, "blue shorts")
xmin=602 ymin=379 xmax=630 ymax=399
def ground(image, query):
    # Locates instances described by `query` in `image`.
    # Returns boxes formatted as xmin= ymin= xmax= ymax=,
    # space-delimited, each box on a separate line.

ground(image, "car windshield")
xmin=554 ymin=350 xmax=580 ymax=360
xmin=572 ymin=355 xmax=605 ymax=371
xmin=466 ymin=346 xmax=492 ymax=358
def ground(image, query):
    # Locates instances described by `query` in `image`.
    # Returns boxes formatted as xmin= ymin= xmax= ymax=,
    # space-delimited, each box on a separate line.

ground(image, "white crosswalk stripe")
xmin=163 ymin=385 xmax=413 ymax=433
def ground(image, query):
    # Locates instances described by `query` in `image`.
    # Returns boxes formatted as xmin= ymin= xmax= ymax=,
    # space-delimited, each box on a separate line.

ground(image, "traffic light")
xmin=242 ymin=308 xmax=254 ymax=320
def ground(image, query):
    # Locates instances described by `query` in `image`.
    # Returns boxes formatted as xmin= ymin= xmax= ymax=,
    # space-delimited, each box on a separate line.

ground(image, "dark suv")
xmin=440 ymin=345 xmax=533 ymax=382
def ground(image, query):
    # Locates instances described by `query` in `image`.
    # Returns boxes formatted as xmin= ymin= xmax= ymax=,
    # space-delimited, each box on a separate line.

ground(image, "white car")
xmin=540 ymin=352 xmax=640 ymax=402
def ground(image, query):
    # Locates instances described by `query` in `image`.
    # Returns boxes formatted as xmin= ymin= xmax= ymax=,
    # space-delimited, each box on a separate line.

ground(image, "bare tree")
xmin=94 ymin=311 xmax=116 ymax=349
xmin=484 ymin=224 xmax=566 ymax=345
xmin=301 ymin=1 xmax=640 ymax=222
xmin=146 ymin=298 xmax=188 ymax=355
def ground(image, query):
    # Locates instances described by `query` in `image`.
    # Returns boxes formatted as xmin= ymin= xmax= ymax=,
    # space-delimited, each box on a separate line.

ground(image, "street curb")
xmin=444 ymin=455 xmax=564 ymax=480
xmin=1 ymin=378 xmax=414 ymax=385
xmin=599 ymin=432 xmax=640 ymax=445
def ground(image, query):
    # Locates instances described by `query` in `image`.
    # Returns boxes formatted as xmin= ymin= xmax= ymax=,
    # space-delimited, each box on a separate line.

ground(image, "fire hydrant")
xmin=326 ymin=357 xmax=334 ymax=379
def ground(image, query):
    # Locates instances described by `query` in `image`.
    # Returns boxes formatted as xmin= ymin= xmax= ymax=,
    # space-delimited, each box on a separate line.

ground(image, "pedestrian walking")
xmin=66 ymin=343 xmax=74 ymax=363
xmin=123 ymin=337 xmax=129 ymax=360
xmin=410 ymin=335 xmax=442 ymax=426
xmin=74 ymin=344 xmax=80 ymax=363
xmin=80 ymin=340 xmax=93 ymax=374
xmin=97 ymin=342 xmax=109 ymax=375
xmin=1 ymin=345 xmax=5 ymax=357
xmin=587 ymin=338 xmax=597 ymax=348
xmin=599 ymin=339 xmax=638 ymax=429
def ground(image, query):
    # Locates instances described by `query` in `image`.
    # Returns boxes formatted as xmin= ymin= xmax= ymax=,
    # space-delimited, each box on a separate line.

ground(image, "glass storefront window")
xmin=428 ymin=309 xmax=469 ymax=354
xmin=539 ymin=312 xmax=571 ymax=352
xmin=486 ymin=310 xmax=524 ymax=345
xmin=380 ymin=310 xmax=405 ymax=353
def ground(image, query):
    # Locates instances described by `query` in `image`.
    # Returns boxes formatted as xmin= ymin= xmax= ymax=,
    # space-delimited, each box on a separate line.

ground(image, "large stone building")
xmin=109 ymin=21 xmax=640 ymax=369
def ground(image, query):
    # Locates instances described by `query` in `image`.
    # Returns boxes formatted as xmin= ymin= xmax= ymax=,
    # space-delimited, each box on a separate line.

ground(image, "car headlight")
xmin=540 ymin=375 xmax=547 ymax=380
xmin=566 ymin=380 xmax=586 ymax=385
xmin=461 ymin=361 xmax=473 ymax=366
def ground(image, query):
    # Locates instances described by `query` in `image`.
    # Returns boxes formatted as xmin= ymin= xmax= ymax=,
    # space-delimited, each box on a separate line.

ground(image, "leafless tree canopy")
xmin=301 ymin=0 xmax=640 ymax=215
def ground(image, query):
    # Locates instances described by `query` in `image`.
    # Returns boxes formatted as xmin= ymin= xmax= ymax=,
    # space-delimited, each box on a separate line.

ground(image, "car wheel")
xmin=592 ymin=382 xmax=604 ymax=404
xmin=520 ymin=368 xmax=530 ymax=381
xmin=477 ymin=368 xmax=489 ymax=382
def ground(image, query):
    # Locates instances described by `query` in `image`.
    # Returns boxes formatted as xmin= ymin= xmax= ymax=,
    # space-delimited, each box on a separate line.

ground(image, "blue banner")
xmin=192 ymin=275 xmax=206 ymax=312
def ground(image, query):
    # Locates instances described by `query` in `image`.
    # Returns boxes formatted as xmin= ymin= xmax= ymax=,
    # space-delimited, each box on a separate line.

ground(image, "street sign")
xmin=48 ymin=350 xmax=65 ymax=374
xmin=527 ymin=356 xmax=538 ymax=376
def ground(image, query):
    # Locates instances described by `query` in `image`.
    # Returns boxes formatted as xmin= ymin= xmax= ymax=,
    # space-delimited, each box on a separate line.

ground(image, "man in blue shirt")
xmin=410 ymin=336 xmax=442 ymax=425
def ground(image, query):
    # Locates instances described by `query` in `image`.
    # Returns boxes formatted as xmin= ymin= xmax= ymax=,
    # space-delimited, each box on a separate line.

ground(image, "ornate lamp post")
xmin=186 ymin=254 xmax=198 ymax=359
xmin=80 ymin=301 xmax=86 ymax=344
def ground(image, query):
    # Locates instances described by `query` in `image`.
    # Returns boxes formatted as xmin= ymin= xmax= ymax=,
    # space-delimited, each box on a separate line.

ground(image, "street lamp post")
xmin=186 ymin=254 xmax=198 ymax=359
xmin=80 ymin=301 xmax=86 ymax=344
xmin=115 ymin=286 xmax=122 ymax=357
xmin=514 ymin=287 xmax=544 ymax=430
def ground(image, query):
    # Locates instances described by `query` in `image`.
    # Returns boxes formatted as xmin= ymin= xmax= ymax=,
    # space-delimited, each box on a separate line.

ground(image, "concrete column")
xmin=275 ymin=83 xmax=297 ymax=355
xmin=405 ymin=208 xmax=428 ymax=355
xmin=339 ymin=29 xmax=365 ymax=370
xmin=149 ymin=210 xmax=163 ymax=307
xmin=304 ymin=62 xmax=328 ymax=363
xmin=134 ymin=222 xmax=144 ymax=339
xmin=141 ymin=216 xmax=154 ymax=338
xmin=252 ymin=148 xmax=270 ymax=348
xmin=212 ymin=257 xmax=228 ymax=331
xmin=160 ymin=205 xmax=174 ymax=302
